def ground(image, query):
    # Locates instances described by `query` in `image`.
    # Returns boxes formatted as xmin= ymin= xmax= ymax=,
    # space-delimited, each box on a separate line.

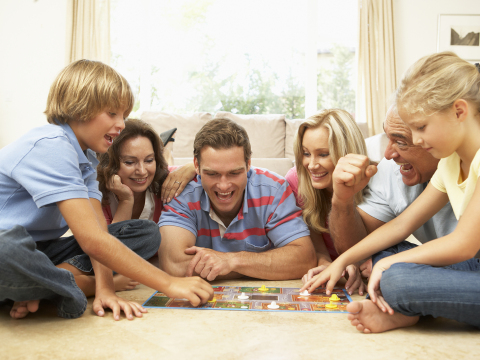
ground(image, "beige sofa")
xmin=140 ymin=111 xmax=381 ymax=177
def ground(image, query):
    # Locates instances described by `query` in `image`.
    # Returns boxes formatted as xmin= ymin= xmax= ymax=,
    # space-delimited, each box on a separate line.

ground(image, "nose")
xmin=384 ymin=140 xmax=398 ymax=160
xmin=412 ymin=132 xmax=423 ymax=146
xmin=217 ymin=175 xmax=230 ymax=191
xmin=135 ymin=161 xmax=147 ymax=174
xmin=116 ymin=115 xmax=125 ymax=132
xmin=308 ymin=157 xmax=319 ymax=170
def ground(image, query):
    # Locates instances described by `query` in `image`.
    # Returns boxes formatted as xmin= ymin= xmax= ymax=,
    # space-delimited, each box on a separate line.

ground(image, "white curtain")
xmin=357 ymin=0 xmax=396 ymax=136
xmin=68 ymin=0 xmax=111 ymax=64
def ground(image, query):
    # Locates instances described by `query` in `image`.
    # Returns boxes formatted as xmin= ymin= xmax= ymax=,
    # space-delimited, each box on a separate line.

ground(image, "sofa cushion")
xmin=250 ymin=158 xmax=294 ymax=177
xmin=214 ymin=112 xmax=286 ymax=158
xmin=285 ymin=119 xmax=305 ymax=161
xmin=140 ymin=112 xmax=213 ymax=158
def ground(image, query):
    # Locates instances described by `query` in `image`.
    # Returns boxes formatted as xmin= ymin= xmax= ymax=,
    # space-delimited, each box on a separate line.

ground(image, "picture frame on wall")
xmin=437 ymin=14 xmax=480 ymax=61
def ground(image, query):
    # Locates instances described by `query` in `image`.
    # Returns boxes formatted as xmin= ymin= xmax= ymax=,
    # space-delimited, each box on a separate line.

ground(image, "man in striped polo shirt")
xmin=158 ymin=119 xmax=317 ymax=281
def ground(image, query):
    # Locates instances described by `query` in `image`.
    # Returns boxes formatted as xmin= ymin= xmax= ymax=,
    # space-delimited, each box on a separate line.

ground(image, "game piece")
xmin=299 ymin=290 xmax=310 ymax=296
xmin=258 ymin=285 xmax=269 ymax=292
xmin=143 ymin=286 xmax=352 ymax=313
xmin=325 ymin=303 xmax=338 ymax=310
xmin=238 ymin=292 xmax=249 ymax=300
xmin=329 ymin=294 xmax=340 ymax=302
xmin=267 ymin=301 xmax=279 ymax=309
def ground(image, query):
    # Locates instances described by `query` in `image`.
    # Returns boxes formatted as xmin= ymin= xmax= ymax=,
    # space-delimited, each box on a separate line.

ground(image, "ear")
xmin=453 ymin=99 xmax=469 ymax=122
xmin=247 ymin=159 xmax=251 ymax=172
xmin=194 ymin=157 xmax=201 ymax=175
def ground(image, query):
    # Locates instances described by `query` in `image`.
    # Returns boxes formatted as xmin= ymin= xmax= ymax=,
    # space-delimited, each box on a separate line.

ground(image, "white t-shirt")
xmin=358 ymin=158 xmax=457 ymax=243
xmin=107 ymin=188 xmax=156 ymax=221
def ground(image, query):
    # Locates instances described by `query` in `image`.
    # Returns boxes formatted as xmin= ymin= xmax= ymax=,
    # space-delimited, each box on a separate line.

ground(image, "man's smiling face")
xmin=383 ymin=108 xmax=439 ymax=186
xmin=195 ymin=146 xmax=250 ymax=224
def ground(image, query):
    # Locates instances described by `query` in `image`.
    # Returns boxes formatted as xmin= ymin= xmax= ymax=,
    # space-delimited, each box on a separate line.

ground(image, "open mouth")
xmin=396 ymin=162 xmax=413 ymax=173
xmin=310 ymin=172 xmax=328 ymax=179
xmin=104 ymin=134 xmax=113 ymax=145
xmin=130 ymin=177 xmax=147 ymax=184
xmin=215 ymin=191 xmax=234 ymax=201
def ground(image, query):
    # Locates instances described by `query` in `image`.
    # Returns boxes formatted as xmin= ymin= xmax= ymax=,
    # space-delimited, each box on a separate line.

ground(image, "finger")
xmin=344 ymin=267 xmax=356 ymax=290
xmin=194 ymin=255 xmax=210 ymax=277
xmin=130 ymin=301 xmax=147 ymax=316
xmin=175 ymin=181 xmax=187 ymax=198
xmin=185 ymin=252 xmax=202 ymax=277
xmin=92 ymin=300 xmax=105 ymax=317
xmin=377 ymin=295 xmax=394 ymax=314
xmin=206 ymin=267 xmax=220 ymax=281
xmin=358 ymin=279 xmax=366 ymax=296
xmin=366 ymin=164 xmax=378 ymax=178
xmin=199 ymin=262 xmax=212 ymax=279
xmin=111 ymin=302 xmax=121 ymax=321
xmin=325 ymin=279 xmax=336 ymax=296
xmin=195 ymin=287 xmax=213 ymax=304
xmin=374 ymin=294 xmax=389 ymax=313
xmin=302 ymin=274 xmax=308 ymax=284
xmin=184 ymin=246 xmax=198 ymax=255
xmin=348 ymin=276 xmax=363 ymax=295
xmin=187 ymin=293 xmax=202 ymax=307
xmin=121 ymin=302 xmax=134 ymax=320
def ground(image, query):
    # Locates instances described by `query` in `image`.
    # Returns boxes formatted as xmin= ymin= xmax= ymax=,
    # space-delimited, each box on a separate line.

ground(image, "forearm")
xmin=111 ymin=199 xmax=134 ymax=223
xmin=230 ymin=239 xmax=317 ymax=280
xmin=310 ymin=229 xmax=332 ymax=266
xmin=329 ymin=196 xmax=368 ymax=254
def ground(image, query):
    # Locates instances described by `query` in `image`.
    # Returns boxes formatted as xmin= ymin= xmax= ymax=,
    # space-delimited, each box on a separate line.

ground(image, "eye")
xmin=145 ymin=158 xmax=155 ymax=163
xmin=320 ymin=153 xmax=330 ymax=158
xmin=417 ymin=125 xmax=425 ymax=131
xmin=124 ymin=161 xmax=135 ymax=166
xmin=109 ymin=112 xmax=116 ymax=116
xmin=396 ymin=141 xmax=407 ymax=148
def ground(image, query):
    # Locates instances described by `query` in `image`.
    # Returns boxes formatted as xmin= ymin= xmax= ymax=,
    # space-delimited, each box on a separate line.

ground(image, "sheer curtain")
xmin=68 ymin=0 xmax=111 ymax=64
xmin=357 ymin=0 xmax=396 ymax=136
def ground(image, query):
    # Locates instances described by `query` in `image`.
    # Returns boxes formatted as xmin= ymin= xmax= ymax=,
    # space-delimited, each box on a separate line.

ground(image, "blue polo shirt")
xmin=158 ymin=167 xmax=310 ymax=252
xmin=0 ymin=122 xmax=102 ymax=241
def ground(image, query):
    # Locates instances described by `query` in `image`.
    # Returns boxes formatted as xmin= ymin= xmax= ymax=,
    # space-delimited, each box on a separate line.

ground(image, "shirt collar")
xmin=57 ymin=121 xmax=99 ymax=167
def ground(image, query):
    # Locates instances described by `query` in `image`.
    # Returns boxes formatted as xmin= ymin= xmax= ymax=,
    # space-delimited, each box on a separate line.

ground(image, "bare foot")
xmin=347 ymin=300 xmax=419 ymax=333
xmin=10 ymin=300 xmax=40 ymax=319
xmin=114 ymin=274 xmax=140 ymax=291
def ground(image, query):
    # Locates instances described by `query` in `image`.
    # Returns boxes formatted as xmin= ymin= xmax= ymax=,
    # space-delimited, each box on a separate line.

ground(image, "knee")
xmin=380 ymin=263 xmax=420 ymax=302
xmin=0 ymin=226 xmax=36 ymax=266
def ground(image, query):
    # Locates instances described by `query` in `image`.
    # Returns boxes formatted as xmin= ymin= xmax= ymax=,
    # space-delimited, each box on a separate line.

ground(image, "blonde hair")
xmin=294 ymin=109 xmax=367 ymax=233
xmin=45 ymin=59 xmax=134 ymax=124
xmin=396 ymin=52 xmax=480 ymax=116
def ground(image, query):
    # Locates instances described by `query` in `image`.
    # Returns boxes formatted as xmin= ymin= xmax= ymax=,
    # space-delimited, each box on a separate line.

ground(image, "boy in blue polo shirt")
xmin=0 ymin=60 xmax=212 ymax=320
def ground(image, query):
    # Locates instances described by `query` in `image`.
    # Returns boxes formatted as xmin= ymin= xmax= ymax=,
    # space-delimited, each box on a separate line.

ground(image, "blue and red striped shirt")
xmin=158 ymin=167 xmax=310 ymax=252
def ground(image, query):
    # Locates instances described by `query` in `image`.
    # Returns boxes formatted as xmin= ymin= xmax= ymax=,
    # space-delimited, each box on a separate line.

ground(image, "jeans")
xmin=0 ymin=219 xmax=160 ymax=319
xmin=372 ymin=241 xmax=480 ymax=328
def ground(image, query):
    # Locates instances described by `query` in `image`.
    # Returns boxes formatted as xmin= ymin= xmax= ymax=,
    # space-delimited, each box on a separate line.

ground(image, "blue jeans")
xmin=0 ymin=220 xmax=160 ymax=319
xmin=372 ymin=241 xmax=480 ymax=328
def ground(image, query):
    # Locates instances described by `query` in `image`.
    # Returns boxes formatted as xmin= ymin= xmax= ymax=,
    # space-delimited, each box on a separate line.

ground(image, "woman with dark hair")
xmin=97 ymin=119 xmax=195 ymax=224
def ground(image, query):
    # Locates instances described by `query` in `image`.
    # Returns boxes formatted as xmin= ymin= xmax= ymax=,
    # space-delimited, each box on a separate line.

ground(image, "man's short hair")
xmin=194 ymin=118 xmax=252 ymax=165
xmin=44 ymin=59 xmax=134 ymax=124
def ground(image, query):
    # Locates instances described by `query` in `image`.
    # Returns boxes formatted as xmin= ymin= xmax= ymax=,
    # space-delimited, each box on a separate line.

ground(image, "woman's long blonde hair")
xmin=294 ymin=109 xmax=367 ymax=233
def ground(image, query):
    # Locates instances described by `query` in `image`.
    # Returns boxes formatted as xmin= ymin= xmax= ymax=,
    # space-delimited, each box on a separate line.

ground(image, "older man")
xmin=327 ymin=106 xmax=457 ymax=265
xmin=158 ymin=118 xmax=317 ymax=281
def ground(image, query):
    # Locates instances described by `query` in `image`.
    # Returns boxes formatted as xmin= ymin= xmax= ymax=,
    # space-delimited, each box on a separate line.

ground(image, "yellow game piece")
xmin=329 ymin=294 xmax=341 ymax=302
xmin=208 ymin=298 xmax=216 ymax=303
xmin=325 ymin=303 xmax=338 ymax=309
xmin=258 ymin=285 xmax=269 ymax=292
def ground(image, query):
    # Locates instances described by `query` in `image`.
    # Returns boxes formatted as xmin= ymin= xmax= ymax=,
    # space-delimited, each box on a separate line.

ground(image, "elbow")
xmin=159 ymin=256 xmax=187 ymax=277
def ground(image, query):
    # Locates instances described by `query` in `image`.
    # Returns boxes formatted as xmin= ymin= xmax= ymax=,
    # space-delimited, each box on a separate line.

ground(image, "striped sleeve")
xmin=158 ymin=196 xmax=198 ymax=237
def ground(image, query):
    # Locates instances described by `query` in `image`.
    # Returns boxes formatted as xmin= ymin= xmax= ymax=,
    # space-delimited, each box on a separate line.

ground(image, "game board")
xmin=143 ymin=286 xmax=352 ymax=313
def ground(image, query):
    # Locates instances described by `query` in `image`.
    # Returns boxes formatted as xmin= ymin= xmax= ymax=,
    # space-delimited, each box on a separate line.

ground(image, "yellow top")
xmin=430 ymin=149 xmax=480 ymax=219
xmin=329 ymin=294 xmax=341 ymax=302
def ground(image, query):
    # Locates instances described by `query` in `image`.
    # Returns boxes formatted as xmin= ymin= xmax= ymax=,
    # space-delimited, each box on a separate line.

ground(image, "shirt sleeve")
xmin=11 ymin=136 xmax=91 ymax=208
xmin=265 ymin=181 xmax=310 ymax=247
xmin=358 ymin=178 xmax=396 ymax=223
xmin=430 ymin=167 xmax=446 ymax=193
xmin=285 ymin=166 xmax=302 ymax=208
xmin=158 ymin=193 xmax=198 ymax=236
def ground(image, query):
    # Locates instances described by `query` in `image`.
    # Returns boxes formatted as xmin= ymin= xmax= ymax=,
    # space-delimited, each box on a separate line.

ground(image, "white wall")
xmin=394 ymin=0 xmax=480 ymax=83
xmin=0 ymin=0 xmax=71 ymax=148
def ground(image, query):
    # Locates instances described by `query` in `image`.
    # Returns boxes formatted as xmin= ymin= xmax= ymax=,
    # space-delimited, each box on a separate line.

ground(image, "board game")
xmin=143 ymin=285 xmax=352 ymax=313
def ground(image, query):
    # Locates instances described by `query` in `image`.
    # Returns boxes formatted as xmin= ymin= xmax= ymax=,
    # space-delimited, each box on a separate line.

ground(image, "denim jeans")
xmin=372 ymin=241 xmax=480 ymax=328
xmin=0 ymin=219 xmax=160 ymax=319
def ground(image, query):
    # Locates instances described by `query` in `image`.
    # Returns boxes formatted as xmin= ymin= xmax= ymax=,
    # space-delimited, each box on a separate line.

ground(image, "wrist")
xmin=331 ymin=193 xmax=356 ymax=208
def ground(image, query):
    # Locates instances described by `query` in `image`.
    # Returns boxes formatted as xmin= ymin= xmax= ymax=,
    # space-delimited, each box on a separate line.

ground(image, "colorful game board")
xmin=143 ymin=286 xmax=352 ymax=313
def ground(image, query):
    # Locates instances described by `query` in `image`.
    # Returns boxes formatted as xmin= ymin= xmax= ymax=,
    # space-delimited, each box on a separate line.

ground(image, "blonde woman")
xmin=285 ymin=109 xmax=368 ymax=295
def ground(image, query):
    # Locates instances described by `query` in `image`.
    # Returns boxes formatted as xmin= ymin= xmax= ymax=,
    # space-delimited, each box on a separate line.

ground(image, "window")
xmin=111 ymin=0 xmax=357 ymax=119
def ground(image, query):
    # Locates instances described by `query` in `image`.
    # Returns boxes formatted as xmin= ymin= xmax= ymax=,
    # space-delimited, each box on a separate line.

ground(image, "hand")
xmin=332 ymin=154 xmax=377 ymax=203
xmin=299 ymin=261 xmax=346 ymax=295
xmin=161 ymin=163 xmax=196 ymax=203
xmin=344 ymin=264 xmax=366 ymax=296
xmin=359 ymin=258 xmax=372 ymax=278
xmin=367 ymin=260 xmax=394 ymax=314
xmin=302 ymin=264 xmax=328 ymax=284
xmin=93 ymin=289 xmax=147 ymax=321
xmin=106 ymin=175 xmax=134 ymax=202
xmin=184 ymin=246 xmax=234 ymax=281
xmin=163 ymin=276 xmax=214 ymax=307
